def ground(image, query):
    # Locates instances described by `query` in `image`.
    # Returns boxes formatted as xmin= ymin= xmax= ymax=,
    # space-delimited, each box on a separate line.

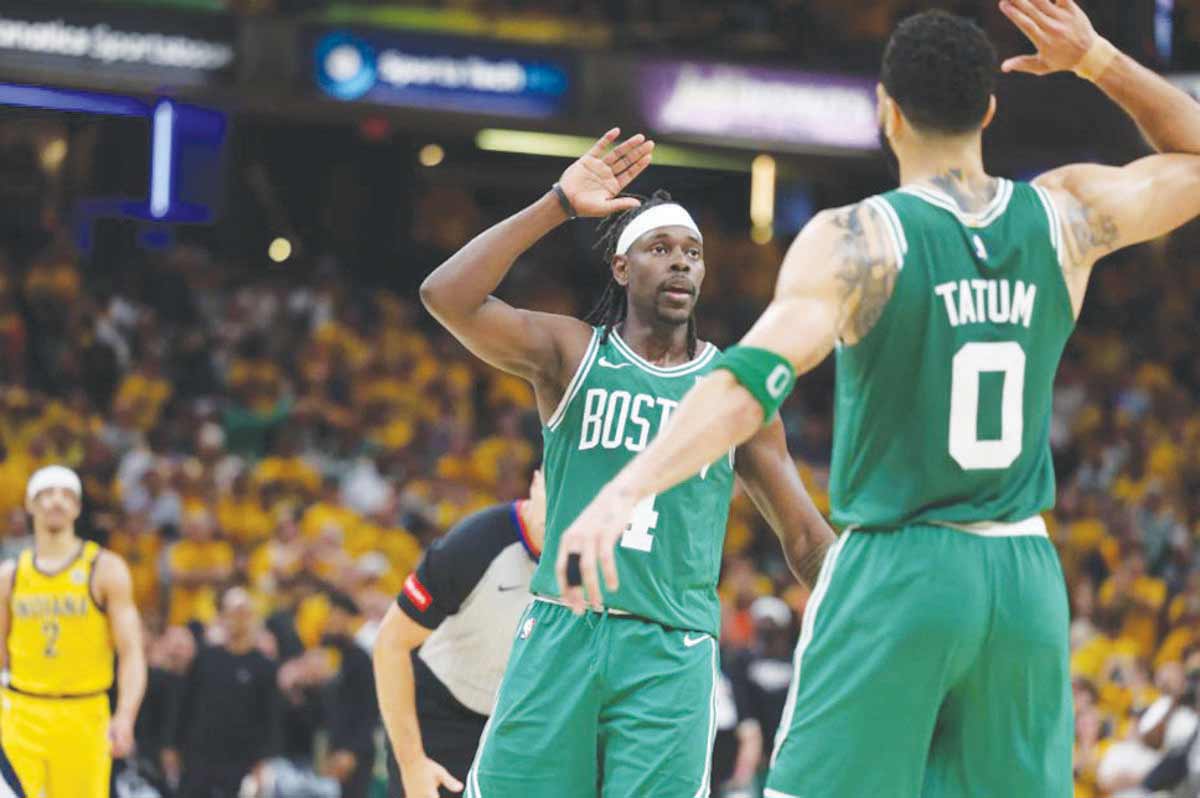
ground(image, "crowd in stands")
xmin=3 ymin=162 xmax=1200 ymax=794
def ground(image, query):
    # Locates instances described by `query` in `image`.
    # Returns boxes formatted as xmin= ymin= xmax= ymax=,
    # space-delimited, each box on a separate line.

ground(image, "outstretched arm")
xmin=420 ymin=129 xmax=653 ymax=393
xmin=735 ymin=418 xmax=835 ymax=589
xmin=1001 ymin=0 xmax=1200 ymax=155
xmin=1002 ymin=0 xmax=1200 ymax=309
xmin=554 ymin=201 xmax=899 ymax=610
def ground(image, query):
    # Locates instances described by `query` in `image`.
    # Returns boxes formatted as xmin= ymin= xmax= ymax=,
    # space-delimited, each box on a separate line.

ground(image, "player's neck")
xmin=33 ymin=526 xmax=81 ymax=564
xmin=899 ymin=140 xmax=994 ymax=213
xmin=616 ymin=317 xmax=692 ymax=367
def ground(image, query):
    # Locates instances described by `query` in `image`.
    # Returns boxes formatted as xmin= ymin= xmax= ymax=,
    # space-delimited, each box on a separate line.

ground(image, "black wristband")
xmin=565 ymin=553 xmax=582 ymax=586
xmin=552 ymin=183 xmax=577 ymax=220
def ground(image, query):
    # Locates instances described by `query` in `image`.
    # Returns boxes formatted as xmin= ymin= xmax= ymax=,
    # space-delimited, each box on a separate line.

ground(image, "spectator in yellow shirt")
xmin=167 ymin=508 xmax=234 ymax=625
xmin=254 ymin=435 xmax=320 ymax=503
xmin=217 ymin=472 xmax=273 ymax=550
xmin=1099 ymin=551 xmax=1168 ymax=660
xmin=113 ymin=355 xmax=173 ymax=432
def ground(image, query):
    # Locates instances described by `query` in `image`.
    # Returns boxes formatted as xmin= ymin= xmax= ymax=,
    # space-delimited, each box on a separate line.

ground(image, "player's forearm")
xmin=114 ymin=644 xmax=147 ymax=723
xmin=419 ymin=191 xmax=567 ymax=324
xmin=1091 ymin=48 xmax=1200 ymax=155
xmin=614 ymin=372 xmax=763 ymax=502
xmin=373 ymin=637 xmax=426 ymax=768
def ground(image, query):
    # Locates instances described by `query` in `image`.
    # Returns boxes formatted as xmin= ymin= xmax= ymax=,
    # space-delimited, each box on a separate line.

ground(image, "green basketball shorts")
xmin=765 ymin=521 xmax=1073 ymax=798
xmin=466 ymin=599 xmax=720 ymax=798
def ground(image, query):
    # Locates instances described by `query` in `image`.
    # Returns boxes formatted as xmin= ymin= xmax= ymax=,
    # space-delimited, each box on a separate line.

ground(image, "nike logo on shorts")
xmin=498 ymin=584 xmax=525 ymax=593
xmin=683 ymin=633 xmax=709 ymax=648
xmin=597 ymin=357 xmax=631 ymax=369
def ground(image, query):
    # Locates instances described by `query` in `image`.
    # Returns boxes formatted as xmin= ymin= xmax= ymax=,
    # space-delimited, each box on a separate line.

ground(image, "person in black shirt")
xmin=374 ymin=472 xmax=545 ymax=798
xmin=171 ymin=586 xmax=280 ymax=798
xmin=320 ymin=590 xmax=378 ymax=798
xmin=734 ymin=596 xmax=798 ymax=759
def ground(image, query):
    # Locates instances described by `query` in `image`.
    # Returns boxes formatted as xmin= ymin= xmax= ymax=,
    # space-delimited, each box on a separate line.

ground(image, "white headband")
xmin=26 ymin=465 xmax=82 ymax=505
xmin=615 ymin=204 xmax=703 ymax=256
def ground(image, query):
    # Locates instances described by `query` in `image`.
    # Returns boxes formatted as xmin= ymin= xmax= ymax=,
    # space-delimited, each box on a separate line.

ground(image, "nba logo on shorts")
xmin=520 ymin=617 xmax=536 ymax=640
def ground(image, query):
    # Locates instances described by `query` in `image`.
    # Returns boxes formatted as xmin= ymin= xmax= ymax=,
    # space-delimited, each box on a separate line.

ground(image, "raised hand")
xmin=999 ymin=0 xmax=1100 ymax=76
xmin=556 ymin=128 xmax=655 ymax=218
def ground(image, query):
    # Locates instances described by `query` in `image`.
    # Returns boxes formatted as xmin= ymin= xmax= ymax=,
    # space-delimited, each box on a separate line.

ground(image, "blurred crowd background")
xmin=4 ymin=176 xmax=1200 ymax=797
xmin=3 ymin=0 xmax=1200 ymax=796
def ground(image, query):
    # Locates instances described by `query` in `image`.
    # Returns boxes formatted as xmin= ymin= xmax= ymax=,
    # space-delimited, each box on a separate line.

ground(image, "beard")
xmin=879 ymin=123 xmax=900 ymax=183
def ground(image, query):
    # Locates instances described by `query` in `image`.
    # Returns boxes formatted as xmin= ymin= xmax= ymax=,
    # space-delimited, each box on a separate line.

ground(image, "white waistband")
xmin=534 ymin=595 xmax=632 ymax=615
xmin=933 ymin=516 xmax=1048 ymax=538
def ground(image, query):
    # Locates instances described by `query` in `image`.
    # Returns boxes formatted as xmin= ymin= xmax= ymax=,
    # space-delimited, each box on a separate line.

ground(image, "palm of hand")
xmin=555 ymin=128 xmax=654 ymax=218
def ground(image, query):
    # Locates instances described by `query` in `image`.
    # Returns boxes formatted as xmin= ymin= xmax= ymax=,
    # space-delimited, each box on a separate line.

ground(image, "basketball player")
xmin=420 ymin=136 xmax=833 ymax=796
xmin=561 ymin=3 xmax=1200 ymax=796
xmin=0 ymin=465 xmax=147 ymax=798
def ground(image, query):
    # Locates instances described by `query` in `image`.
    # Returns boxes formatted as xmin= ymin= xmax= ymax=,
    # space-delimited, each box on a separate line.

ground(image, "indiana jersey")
xmin=532 ymin=327 xmax=735 ymax=636
xmin=830 ymin=180 xmax=1075 ymax=529
xmin=8 ymin=541 xmax=113 ymax=695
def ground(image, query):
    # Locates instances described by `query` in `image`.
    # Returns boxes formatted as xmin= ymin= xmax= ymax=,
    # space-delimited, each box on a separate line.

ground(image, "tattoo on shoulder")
xmin=1063 ymin=194 xmax=1119 ymax=270
xmin=831 ymin=202 xmax=899 ymax=342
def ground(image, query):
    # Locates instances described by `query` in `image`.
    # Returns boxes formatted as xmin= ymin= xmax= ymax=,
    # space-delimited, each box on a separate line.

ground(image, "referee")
xmin=373 ymin=471 xmax=544 ymax=798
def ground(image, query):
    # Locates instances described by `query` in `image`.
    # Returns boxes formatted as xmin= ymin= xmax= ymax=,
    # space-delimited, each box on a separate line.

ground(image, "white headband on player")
xmin=615 ymin=204 xmax=703 ymax=256
xmin=25 ymin=465 xmax=82 ymax=505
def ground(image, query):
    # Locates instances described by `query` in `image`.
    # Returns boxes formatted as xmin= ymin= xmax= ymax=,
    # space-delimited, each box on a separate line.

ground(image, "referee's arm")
xmin=373 ymin=605 xmax=463 ymax=797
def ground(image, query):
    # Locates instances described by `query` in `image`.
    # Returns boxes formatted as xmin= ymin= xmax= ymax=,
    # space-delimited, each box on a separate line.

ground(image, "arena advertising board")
xmin=0 ymin=3 xmax=236 ymax=89
xmin=639 ymin=60 xmax=879 ymax=152
xmin=311 ymin=28 xmax=572 ymax=118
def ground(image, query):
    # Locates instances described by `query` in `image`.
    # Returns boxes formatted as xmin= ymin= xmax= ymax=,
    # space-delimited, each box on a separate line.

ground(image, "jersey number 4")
xmin=620 ymin=495 xmax=659 ymax=552
xmin=949 ymin=341 xmax=1025 ymax=470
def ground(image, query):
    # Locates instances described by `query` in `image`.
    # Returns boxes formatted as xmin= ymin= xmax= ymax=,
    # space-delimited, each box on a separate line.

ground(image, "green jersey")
xmin=830 ymin=179 xmax=1075 ymax=529
xmin=531 ymin=327 xmax=735 ymax=635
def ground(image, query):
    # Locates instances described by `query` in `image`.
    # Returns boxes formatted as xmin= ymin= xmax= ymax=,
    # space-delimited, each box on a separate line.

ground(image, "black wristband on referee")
xmin=552 ymin=183 xmax=577 ymax=220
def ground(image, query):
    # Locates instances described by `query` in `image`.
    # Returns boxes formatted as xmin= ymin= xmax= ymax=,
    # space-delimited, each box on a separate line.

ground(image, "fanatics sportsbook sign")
xmin=0 ymin=4 xmax=235 ymax=89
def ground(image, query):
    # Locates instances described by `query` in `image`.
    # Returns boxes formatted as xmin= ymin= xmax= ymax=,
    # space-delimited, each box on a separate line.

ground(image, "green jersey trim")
xmin=609 ymin=331 xmax=718 ymax=377
xmin=545 ymin=328 xmax=601 ymax=432
xmin=864 ymin=196 xmax=908 ymax=270
xmin=898 ymin=179 xmax=1014 ymax=228
xmin=1030 ymin=184 xmax=1064 ymax=267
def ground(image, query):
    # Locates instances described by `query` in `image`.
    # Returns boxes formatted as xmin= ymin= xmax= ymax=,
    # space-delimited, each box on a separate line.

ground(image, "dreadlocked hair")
xmin=584 ymin=189 xmax=699 ymax=359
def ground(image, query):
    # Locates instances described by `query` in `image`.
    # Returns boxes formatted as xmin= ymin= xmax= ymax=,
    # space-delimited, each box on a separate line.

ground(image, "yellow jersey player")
xmin=0 ymin=465 xmax=147 ymax=798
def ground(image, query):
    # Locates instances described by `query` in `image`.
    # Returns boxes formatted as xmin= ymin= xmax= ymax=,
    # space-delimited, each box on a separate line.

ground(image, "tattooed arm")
xmin=596 ymin=199 xmax=898 ymax=499
xmin=1035 ymin=156 xmax=1200 ymax=317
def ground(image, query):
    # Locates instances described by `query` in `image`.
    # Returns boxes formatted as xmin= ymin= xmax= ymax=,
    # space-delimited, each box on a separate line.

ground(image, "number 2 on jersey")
xmin=949 ymin=341 xmax=1025 ymax=470
xmin=620 ymin=494 xmax=659 ymax=552
xmin=42 ymin=618 xmax=60 ymax=658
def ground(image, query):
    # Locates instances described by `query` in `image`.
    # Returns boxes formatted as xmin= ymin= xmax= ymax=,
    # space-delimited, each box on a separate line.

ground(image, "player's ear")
xmin=876 ymin=85 xmax=902 ymax=141
xmin=611 ymin=255 xmax=630 ymax=287
xmin=980 ymin=95 xmax=998 ymax=131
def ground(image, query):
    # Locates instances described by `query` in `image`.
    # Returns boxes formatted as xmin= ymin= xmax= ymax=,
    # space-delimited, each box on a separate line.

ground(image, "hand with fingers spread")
xmin=554 ymin=484 xmax=639 ymax=614
xmin=556 ymin=128 xmax=655 ymax=219
xmin=999 ymin=0 xmax=1109 ymax=78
